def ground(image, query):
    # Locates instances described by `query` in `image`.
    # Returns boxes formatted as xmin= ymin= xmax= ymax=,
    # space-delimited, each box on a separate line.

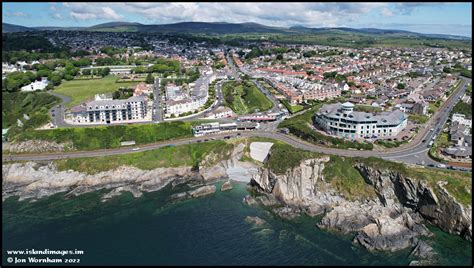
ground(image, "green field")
xmin=451 ymin=101 xmax=472 ymax=119
xmin=408 ymin=114 xmax=429 ymax=124
xmin=222 ymin=80 xmax=273 ymax=114
xmin=54 ymin=140 xmax=233 ymax=175
xmin=2 ymin=92 xmax=61 ymax=139
xmin=280 ymin=99 xmax=304 ymax=114
xmin=15 ymin=122 xmax=193 ymax=151
xmin=54 ymin=76 xmax=139 ymax=108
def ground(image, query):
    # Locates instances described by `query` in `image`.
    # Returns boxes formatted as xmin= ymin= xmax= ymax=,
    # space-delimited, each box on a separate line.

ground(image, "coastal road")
xmin=4 ymin=78 xmax=470 ymax=170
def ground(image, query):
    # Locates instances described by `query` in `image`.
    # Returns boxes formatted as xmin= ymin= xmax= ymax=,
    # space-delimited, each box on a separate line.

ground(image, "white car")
xmin=131 ymin=147 xmax=140 ymax=151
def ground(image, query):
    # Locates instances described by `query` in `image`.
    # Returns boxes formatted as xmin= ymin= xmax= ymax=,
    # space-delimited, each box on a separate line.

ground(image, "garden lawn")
xmin=280 ymin=99 xmax=304 ymax=114
xmin=54 ymin=76 xmax=138 ymax=108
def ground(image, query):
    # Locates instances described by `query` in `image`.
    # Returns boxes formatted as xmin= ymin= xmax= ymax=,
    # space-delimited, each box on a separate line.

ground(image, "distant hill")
xmin=3 ymin=21 xmax=471 ymax=41
xmin=2 ymin=23 xmax=38 ymax=33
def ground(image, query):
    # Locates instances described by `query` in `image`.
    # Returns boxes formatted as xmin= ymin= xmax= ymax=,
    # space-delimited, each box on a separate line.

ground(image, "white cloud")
xmin=64 ymin=3 xmax=123 ymax=21
xmin=5 ymin=11 xmax=30 ymax=18
xmin=112 ymin=2 xmax=391 ymax=28
xmin=381 ymin=8 xmax=394 ymax=17
xmin=52 ymin=13 xmax=63 ymax=20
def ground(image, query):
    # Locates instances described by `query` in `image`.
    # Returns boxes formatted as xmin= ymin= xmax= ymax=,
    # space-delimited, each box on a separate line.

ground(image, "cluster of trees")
xmin=3 ymin=34 xmax=72 ymax=63
xmin=213 ymin=61 xmax=225 ymax=69
xmin=95 ymin=57 xmax=127 ymax=66
xmin=322 ymin=72 xmax=346 ymax=83
xmin=303 ymin=49 xmax=341 ymax=58
xmin=131 ymin=58 xmax=181 ymax=74
xmin=244 ymin=46 xmax=290 ymax=59
xmin=100 ymin=47 xmax=127 ymax=56
xmin=397 ymin=83 xmax=406 ymax=89
xmin=2 ymin=58 xmax=111 ymax=92
xmin=81 ymin=67 xmax=110 ymax=77
xmin=145 ymin=73 xmax=154 ymax=84
xmin=112 ymin=87 xmax=134 ymax=100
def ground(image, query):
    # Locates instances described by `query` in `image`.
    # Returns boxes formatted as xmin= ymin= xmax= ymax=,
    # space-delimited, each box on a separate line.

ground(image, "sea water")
xmin=2 ymin=181 xmax=472 ymax=266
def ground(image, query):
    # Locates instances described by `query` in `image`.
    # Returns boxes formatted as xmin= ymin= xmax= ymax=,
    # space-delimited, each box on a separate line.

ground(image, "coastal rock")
xmin=220 ymin=180 xmax=233 ymax=192
xmin=3 ymin=140 xmax=75 ymax=153
xmin=318 ymin=202 xmax=374 ymax=234
xmin=355 ymin=163 xmax=472 ymax=241
xmin=245 ymin=216 xmax=267 ymax=226
xmin=101 ymin=186 xmax=143 ymax=202
xmin=188 ymin=185 xmax=216 ymax=198
xmin=200 ymin=165 xmax=227 ymax=181
xmin=409 ymin=240 xmax=437 ymax=260
xmin=199 ymin=142 xmax=259 ymax=182
xmin=353 ymin=212 xmax=431 ymax=252
xmin=243 ymin=195 xmax=258 ymax=206
xmin=169 ymin=192 xmax=190 ymax=202
xmin=251 ymin=157 xmax=330 ymax=207
xmin=272 ymin=206 xmax=301 ymax=220
xmin=2 ymin=162 xmax=194 ymax=201
xmin=256 ymin=195 xmax=279 ymax=207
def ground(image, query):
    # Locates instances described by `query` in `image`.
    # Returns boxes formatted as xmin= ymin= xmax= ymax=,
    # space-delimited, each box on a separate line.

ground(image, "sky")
xmin=2 ymin=2 xmax=472 ymax=37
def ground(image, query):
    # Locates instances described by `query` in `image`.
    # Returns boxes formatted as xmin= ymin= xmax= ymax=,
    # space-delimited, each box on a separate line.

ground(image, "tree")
xmin=397 ymin=83 xmax=406 ymax=89
xmin=100 ymin=67 xmax=110 ymax=77
xmin=146 ymin=73 xmax=154 ymax=84
xmin=335 ymin=74 xmax=346 ymax=83
xmin=48 ymin=73 xmax=62 ymax=86
xmin=276 ymin=54 xmax=283 ymax=60
xmin=82 ymin=69 xmax=91 ymax=76
xmin=323 ymin=71 xmax=337 ymax=79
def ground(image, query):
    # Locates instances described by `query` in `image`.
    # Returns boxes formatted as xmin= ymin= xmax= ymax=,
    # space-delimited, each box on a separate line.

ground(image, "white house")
xmin=20 ymin=77 xmax=49 ymax=91
xmin=452 ymin=113 xmax=472 ymax=128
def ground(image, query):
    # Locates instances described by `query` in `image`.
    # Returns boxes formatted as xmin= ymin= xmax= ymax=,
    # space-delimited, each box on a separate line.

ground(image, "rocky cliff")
xmin=2 ymin=142 xmax=259 ymax=202
xmin=355 ymin=163 xmax=472 ymax=241
xmin=249 ymin=157 xmax=472 ymax=262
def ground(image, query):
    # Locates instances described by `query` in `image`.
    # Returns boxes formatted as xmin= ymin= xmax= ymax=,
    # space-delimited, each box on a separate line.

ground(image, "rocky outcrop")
xmin=221 ymin=180 xmax=232 ymax=192
xmin=2 ymin=162 xmax=194 ymax=201
xmin=245 ymin=216 xmax=267 ymax=226
xmin=3 ymin=140 xmax=74 ymax=153
xmin=251 ymin=157 xmax=330 ymax=207
xmin=101 ymin=186 xmax=143 ymax=202
xmin=249 ymin=156 xmax=470 ymax=260
xmin=188 ymin=185 xmax=216 ymax=198
xmin=199 ymin=142 xmax=259 ymax=182
xmin=354 ymin=163 xmax=472 ymax=241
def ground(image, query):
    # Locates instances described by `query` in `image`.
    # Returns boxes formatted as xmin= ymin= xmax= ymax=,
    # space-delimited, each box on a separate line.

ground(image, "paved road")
xmin=47 ymin=91 xmax=73 ymax=128
xmin=252 ymin=79 xmax=287 ymax=114
xmin=152 ymin=77 xmax=163 ymax=122
xmin=4 ymin=77 xmax=470 ymax=171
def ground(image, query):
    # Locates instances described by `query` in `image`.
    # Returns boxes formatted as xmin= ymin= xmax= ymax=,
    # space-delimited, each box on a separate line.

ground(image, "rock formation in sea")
xmin=248 ymin=157 xmax=472 ymax=264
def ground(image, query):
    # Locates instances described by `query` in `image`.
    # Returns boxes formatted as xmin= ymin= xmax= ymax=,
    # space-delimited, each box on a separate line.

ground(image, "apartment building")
xmin=315 ymin=102 xmax=408 ymax=140
xmin=66 ymin=94 xmax=149 ymax=124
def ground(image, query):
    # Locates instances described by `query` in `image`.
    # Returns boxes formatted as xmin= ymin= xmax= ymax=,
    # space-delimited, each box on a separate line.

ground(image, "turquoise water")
xmin=2 ymin=181 xmax=472 ymax=266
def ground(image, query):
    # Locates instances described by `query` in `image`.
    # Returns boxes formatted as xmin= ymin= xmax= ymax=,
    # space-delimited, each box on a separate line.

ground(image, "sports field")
xmin=54 ymin=76 xmax=138 ymax=107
